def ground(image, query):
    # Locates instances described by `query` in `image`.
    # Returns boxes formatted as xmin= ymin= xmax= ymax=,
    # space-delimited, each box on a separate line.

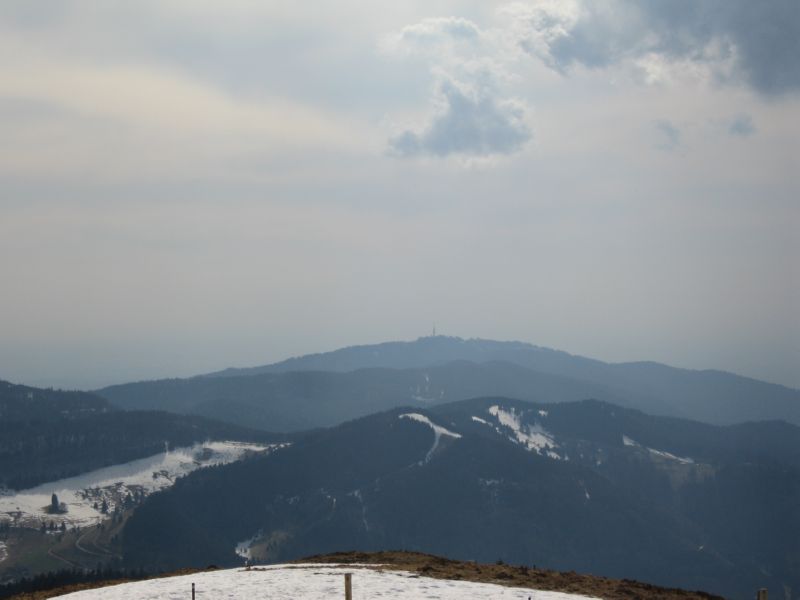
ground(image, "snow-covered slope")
xmin=53 ymin=564 xmax=598 ymax=599
xmin=0 ymin=441 xmax=280 ymax=530
xmin=482 ymin=405 xmax=562 ymax=460
xmin=399 ymin=413 xmax=461 ymax=464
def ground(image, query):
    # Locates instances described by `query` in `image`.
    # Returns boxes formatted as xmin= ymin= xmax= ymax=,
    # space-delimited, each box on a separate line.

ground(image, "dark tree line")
xmin=0 ymin=566 xmax=150 ymax=599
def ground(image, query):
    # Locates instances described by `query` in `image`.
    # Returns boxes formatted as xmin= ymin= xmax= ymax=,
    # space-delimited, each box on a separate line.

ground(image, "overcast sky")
xmin=1 ymin=1 xmax=798 ymax=390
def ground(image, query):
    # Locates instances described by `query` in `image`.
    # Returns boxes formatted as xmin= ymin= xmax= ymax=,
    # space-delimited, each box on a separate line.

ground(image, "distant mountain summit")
xmin=98 ymin=337 xmax=800 ymax=429
xmin=204 ymin=336 xmax=603 ymax=378
xmin=186 ymin=336 xmax=800 ymax=427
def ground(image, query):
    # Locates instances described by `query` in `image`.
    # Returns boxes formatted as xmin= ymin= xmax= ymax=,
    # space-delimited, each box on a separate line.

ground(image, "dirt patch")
xmin=295 ymin=551 xmax=723 ymax=600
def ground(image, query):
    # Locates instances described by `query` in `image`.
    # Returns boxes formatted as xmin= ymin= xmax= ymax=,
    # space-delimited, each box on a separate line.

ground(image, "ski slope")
xmin=0 ymin=441 xmax=279 ymax=530
xmin=400 ymin=413 xmax=461 ymax=464
xmin=53 ymin=564 xmax=599 ymax=599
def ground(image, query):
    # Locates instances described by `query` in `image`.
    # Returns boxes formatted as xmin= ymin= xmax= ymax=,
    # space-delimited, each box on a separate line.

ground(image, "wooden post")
xmin=191 ymin=582 xmax=195 ymax=600
xmin=757 ymin=589 xmax=767 ymax=600
xmin=344 ymin=572 xmax=352 ymax=600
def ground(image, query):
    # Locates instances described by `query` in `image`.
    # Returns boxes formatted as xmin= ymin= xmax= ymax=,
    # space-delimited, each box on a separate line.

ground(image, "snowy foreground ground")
xmin=54 ymin=564 xmax=599 ymax=600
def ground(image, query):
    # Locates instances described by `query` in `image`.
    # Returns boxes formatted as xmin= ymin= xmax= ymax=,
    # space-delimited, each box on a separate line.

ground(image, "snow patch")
xmin=349 ymin=489 xmax=370 ymax=531
xmin=471 ymin=416 xmax=490 ymax=425
xmin=0 ymin=541 xmax=7 ymax=564
xmin=646 ymin=448 xmax=694 ymax=465
xmin=538 ymin=409 xmax=549 ymax=418
xmin=400 ymin=413 xmax=461 ymax=464
xmin=411 ymin=393 xmax=440 ymax=402
xmin=235 ymin=535 xmax=258 ymax=560
xmin=479 ymin=478 xmax=501 ymax=487
xmin=50 ymin=563 xmax=599 ymax=600
xmin=580 ymin=482 xmax=591 ymax=501
xmin=0 ymin=441 xmax=282 ymax=529
xmin=321 ymin=489 xmax=337 ymax=509
xmin=400 ymin=413 xmax=461 ymax=439
xmin=410 ymin=374 xmax=444 ymax=403
xmin=488 ymin=405 xmax=561 ymax=459
xmin=622 ymin=435 xmax=694 ymax=464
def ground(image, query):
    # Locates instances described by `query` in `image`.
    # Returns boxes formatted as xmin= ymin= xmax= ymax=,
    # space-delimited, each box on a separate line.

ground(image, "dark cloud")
xmin=389 ymin=80 xmax=531 ymax=157
xmin=519 ymin=0 xmax=800 ymax=95
xmin=713 ymin=0 xmax=800 ymax=94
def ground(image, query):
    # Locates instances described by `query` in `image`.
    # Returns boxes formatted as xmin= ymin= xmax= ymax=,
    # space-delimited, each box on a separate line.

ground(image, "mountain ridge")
xmin=203 ymin=336 xmax=797 ymax=392
xmin=202 ymin=336 xmax=607 ymax=378
xmin=97 ymin=336 xmax=800 ymax=427
xmin=120 ymin=396 xmax=800 ymax=599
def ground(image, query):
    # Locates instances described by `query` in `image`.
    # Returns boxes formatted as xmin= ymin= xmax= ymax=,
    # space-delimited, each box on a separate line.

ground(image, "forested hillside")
xmin=0 ymin=380 xmax=279 ymax=490
xmin=121 ymin=398 xmax=800 ymax=599
xmin=98 ymin=361 xmax=618 ymax=431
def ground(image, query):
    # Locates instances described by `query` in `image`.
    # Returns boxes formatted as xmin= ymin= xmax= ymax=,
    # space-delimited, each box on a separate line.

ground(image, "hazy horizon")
xmin=1 ymin=2 xmax=798 ymax=393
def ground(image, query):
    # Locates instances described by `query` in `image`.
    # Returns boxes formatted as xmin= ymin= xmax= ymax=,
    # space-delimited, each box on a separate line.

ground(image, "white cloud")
xmin=389 ymin=78 xmax=531 ymax=157
xmin=393 ymin=16 xmax=482 ymax=48
xmin=499 ymin=1 xmax=585 ymax=68
xmin=384 ymin=15 xmax=532 ymax=158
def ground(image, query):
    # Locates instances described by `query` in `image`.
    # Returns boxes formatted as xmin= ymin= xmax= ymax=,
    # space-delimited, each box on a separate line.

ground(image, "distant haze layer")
xmin=0 ymin=2 xmax=797 ymax=390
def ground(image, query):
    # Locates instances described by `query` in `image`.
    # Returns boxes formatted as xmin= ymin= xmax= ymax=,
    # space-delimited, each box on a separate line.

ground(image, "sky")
xmin=0 ymin=1 xmax=798 ymax=390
